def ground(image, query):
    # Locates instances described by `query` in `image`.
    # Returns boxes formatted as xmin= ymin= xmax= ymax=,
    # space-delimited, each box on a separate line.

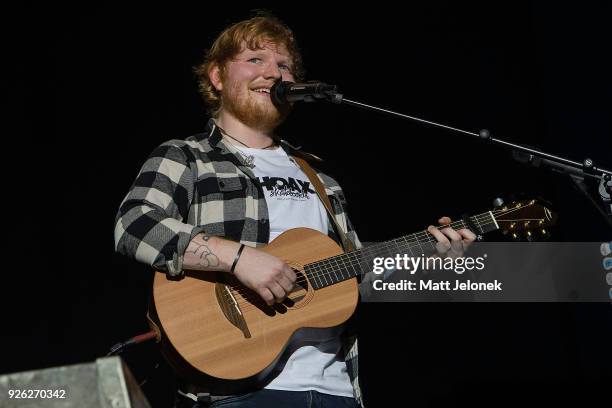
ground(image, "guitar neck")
xmin=304 ymin=211 xmax=499 ymax=290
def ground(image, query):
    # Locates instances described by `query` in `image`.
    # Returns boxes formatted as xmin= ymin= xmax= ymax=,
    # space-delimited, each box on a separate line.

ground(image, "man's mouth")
xmin=251 ymin=87 xmax=271 ymax=96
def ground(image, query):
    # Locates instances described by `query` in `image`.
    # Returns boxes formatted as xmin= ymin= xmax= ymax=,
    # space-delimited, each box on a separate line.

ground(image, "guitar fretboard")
xmin=303 ymin=211 xmax=498 ymax=290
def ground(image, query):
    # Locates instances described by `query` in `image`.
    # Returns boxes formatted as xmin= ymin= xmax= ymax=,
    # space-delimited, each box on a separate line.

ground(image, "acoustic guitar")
xmin=147 ymin=199 xmax=555 ymax=392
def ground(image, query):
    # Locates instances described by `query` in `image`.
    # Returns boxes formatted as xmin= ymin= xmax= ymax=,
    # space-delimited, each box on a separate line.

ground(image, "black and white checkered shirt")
xmin=114 ymin=118 xmax=364 ymax=406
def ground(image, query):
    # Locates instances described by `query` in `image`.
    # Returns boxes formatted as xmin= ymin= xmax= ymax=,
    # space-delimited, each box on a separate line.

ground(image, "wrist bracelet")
xmin=230 ymin=244 xmax=246 ymax=274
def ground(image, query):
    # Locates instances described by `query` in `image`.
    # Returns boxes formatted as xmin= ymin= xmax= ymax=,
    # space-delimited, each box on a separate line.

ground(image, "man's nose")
xmin=262 ymin=62 xmax=282 ymax=80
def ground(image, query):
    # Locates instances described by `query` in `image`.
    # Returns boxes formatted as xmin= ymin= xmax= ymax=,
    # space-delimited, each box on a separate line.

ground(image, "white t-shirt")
xmin=234 ymin=145 xmax=354 ymax=398
xmin=241 ymin=146 xmax=328 ymax=242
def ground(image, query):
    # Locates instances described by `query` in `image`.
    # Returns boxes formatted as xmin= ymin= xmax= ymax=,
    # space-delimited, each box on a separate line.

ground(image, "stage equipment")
xmin=0 ymin=356 xmax=151 ymax=408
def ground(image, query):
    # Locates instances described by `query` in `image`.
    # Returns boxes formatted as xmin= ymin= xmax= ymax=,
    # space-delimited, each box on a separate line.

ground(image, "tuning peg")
xmin=493 ymin=198 xmax=504 ymax=208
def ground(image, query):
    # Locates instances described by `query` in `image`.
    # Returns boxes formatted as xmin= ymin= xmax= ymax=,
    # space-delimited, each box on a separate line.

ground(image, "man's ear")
xmin=209 ymin=64 xmax=223 ymax=92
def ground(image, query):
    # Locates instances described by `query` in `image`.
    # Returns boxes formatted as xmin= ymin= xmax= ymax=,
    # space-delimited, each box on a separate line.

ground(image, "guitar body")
xmin=150 ymin=228 xmax=359 ymax=393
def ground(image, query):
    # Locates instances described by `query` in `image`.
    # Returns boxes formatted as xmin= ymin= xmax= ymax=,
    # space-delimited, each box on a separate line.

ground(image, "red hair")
xmin=194 ymin=15 xmax=305 ymax=116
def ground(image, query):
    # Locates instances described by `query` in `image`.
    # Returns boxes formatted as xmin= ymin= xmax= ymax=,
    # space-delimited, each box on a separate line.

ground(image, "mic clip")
xmin=305 ymin=81 xmax=342 ymax=104
xmin=306 ymin=81 xmax=343 ymax=104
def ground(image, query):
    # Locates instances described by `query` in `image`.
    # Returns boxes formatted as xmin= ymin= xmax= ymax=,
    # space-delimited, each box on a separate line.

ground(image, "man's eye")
xmin=279 ymin=64 xmax=291 ymax=71
xmin=248 ymin=58 xmax=262 ymax=64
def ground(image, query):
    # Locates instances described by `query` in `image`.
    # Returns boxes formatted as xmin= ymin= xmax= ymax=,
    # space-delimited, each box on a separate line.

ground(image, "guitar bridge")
xmin=215 ymin=283 xmax=251 ymax=338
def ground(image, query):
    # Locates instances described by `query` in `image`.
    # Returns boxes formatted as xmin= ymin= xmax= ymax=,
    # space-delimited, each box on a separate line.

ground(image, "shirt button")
xmin=219 ymin=181 xmax=225 ymax=188
xmin=260 ymin=219 xmax=268 ymax=224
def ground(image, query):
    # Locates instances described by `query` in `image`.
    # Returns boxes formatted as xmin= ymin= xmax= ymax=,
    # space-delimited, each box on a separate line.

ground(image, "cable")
xmin=106 ymin=330 xmax=157 ymax=356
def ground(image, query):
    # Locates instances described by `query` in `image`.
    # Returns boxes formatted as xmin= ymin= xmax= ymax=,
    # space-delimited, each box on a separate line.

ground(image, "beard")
xmin=221 ymin=80 xmax=292 ymax=131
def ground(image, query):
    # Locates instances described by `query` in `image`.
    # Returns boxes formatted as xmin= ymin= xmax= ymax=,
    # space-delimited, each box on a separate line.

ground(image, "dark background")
xmin=4 ymin=2 xmax=611 ymax=407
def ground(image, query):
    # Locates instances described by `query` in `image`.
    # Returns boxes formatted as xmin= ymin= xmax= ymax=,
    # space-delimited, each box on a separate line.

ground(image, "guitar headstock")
xmin=493 ymin=199 xmax=557 ymax=240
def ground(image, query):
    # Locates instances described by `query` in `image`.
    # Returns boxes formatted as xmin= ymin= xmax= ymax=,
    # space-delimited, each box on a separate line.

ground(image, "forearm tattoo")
xmin=186 ymin=234 xmax=220 ymax=268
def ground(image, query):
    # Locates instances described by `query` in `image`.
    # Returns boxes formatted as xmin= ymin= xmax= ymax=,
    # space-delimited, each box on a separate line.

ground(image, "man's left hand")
xmin=427 ymin=216 xmax=477 ymax=258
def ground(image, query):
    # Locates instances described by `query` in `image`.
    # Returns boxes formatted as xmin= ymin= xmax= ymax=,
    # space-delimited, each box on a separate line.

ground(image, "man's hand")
xmin=232 ymin=247 xmax=297 ymax=306
xmin=427 ymin=216 xmax=477 ymax=258
xmin=183 ymin=234 xmax=296 ymax=306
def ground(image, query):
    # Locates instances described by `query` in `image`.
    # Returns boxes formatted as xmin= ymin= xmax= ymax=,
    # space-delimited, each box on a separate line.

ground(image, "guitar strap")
xmin=292 ymin=156 xmax=356 ymax=252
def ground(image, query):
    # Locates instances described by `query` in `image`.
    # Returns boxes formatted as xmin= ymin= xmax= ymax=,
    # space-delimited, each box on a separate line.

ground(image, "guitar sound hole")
xmin=227 ymin=268 xmax=311 ymax=316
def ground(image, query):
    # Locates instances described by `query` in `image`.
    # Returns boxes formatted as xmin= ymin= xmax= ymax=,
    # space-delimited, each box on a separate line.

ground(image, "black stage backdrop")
xmin=4 ymin=2 xmax=611 ymax=407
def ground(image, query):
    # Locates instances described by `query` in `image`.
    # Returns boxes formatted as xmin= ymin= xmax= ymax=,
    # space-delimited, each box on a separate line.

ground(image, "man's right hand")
xmin=232 ymin=246 xmax=297 ymax=306
xmin=183 ymin=234 xmax=296 ymax=306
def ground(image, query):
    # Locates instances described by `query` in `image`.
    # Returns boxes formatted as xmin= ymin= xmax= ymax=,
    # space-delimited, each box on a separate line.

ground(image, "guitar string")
xmin=224 ymin=223 xmax=464 ymax=309
xmin=229 ymin=205 xmax=537 ymax=300
xmin=221 ymin=206 xmax=544 ymax=307
xmin=225 ymin=218 xmax=489 ymax=306
xmin=225 ymin=210 xmax=537 ymax=304
xmin=225 ymin=204 xmax=533 ymax=300
xmin=226 ymin=214 xmax=539 ymax=307
xmin=227 ymin=217 xmax=474 ymax=299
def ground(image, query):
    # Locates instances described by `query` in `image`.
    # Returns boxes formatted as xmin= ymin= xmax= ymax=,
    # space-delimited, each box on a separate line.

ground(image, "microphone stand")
xmin=319 ymin=89 xmax=612 ymax=229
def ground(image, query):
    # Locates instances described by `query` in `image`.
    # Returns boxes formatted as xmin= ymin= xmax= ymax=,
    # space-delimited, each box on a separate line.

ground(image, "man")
xmin=114 ymin=14 xmax=475 ymax=408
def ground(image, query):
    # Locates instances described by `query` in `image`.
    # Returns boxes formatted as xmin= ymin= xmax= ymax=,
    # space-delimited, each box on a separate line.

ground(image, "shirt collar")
xmin=200 ymin=118 xmax=322 ymax=161
xmin=204 ymin=118 xmax=223 ymax=147
xmin=202 ymin=118 xmax=293 ymax=151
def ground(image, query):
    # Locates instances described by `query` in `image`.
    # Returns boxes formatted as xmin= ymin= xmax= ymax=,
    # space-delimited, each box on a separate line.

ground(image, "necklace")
xmin=217 ymin=125 xmax=277 ymax=169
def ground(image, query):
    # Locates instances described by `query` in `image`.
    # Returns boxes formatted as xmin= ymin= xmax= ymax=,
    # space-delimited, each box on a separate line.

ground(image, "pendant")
xmin=243 ymin=155 xmax=256 ymax=169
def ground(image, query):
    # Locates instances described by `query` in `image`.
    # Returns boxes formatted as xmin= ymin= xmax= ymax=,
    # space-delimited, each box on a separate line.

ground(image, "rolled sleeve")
xmin=114 ymin=141 xmax=203 ymax=277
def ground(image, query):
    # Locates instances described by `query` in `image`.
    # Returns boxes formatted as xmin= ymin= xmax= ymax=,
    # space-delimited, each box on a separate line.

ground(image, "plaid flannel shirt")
xmin=114 ymin=119 xmax=364 ymax=406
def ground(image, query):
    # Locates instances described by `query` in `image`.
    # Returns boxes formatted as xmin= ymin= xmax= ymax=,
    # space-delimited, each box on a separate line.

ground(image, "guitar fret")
xmin=416 ymin=234 xmax=426 ymax=255
xmin=338 ymin=255 xmax=350 ymax=281
xmin=306 ymin=265 xmax=316 ymax=290
xmin=333 ymin=261 xmax=343 ymax=283
xmin=304 ymin=265 xmax=315 ymax=289
xmin=350 ymin=251 xmax=368 ymax=279
xmin=406 ymin=233 xmax=422 ymax=255
xmin=348 ymin=253 xmax=362 ymax=279
xmin=329 ymin=257 xmax=340 ymax=285
xmin=339 ymin=259 xmax=346 ymax=283
xmin=314 ymin=266 xmax=324 ymax=289
xmin=474 ymin=216 xmax=482 ymax=234
xmin=332 ymin=258 xmax=341 ymax=283
xmin=392 ymin=237 xmax=403 ymax=259
xmin=320 ymin=260 xmax=331 ymax=287
xmin=329 ymin=257 xmax=339 ymax=283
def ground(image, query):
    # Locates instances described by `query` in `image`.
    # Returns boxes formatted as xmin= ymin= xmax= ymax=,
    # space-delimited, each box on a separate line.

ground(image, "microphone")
xmin=270 ymin=81 xmax=342 ymax=105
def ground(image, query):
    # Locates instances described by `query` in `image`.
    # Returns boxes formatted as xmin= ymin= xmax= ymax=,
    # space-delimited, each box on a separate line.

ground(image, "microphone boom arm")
xmin=328 ymin=90 xmax=612 ymax=225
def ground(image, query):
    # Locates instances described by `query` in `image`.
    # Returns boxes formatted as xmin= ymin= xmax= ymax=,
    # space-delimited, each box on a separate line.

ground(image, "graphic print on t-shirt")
xmin=256 ymin=176 xmax=316 ymax=200
xmin=233 ymin=145 xmax=328 ymax=242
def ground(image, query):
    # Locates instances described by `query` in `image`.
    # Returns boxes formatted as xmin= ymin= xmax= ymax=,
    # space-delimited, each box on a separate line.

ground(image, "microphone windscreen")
xmin=271 ymin=80 xmax=292 ymax=105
